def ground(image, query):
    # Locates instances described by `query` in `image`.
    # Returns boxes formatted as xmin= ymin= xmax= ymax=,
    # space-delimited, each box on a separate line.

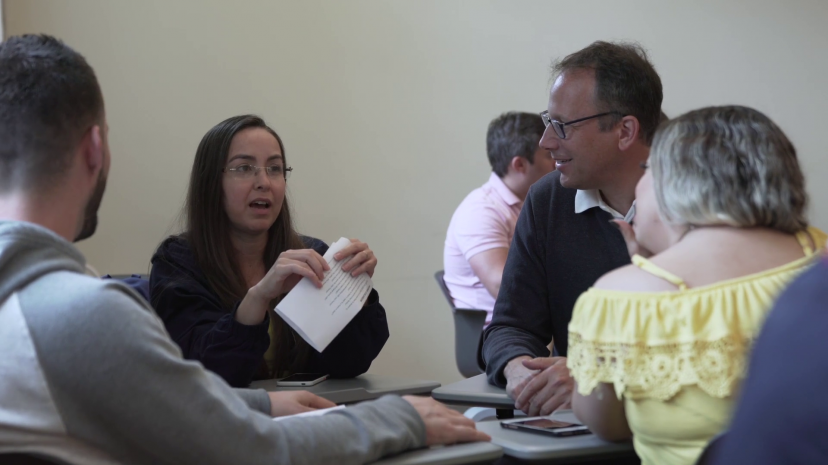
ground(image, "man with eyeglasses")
xmin=482 ymin=41 xmax=663 ymax=416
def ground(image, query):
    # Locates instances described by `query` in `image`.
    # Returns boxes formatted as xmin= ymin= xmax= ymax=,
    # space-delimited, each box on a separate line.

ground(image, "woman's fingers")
xmin=333 ymin=241 xmax=367 ymax=261
xmin=342 ymin=249 xmax=371 ymax=271
xmin=335 ymin=240 xmax=377 ymax=277
xmin=610 ymin=220 xmax=640 ymax=258
xmin=255 ymin=250 xmax=330 ymax=299
xmin=266 ymin=243 xmax=377 ymax=293
xmin=280 ymin=249 xmax=329 ymax=279
xmin=276 ymin=259 xmax=324 ymax=288
xmin=329 ymin=240 xmax=378 ymax=277
xmin=348 ymin=256 xmax=378 ymax=277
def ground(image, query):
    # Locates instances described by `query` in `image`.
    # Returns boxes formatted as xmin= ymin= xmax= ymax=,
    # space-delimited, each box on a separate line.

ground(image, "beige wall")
xmin=6 ymin=0 xmax=828 ymax=385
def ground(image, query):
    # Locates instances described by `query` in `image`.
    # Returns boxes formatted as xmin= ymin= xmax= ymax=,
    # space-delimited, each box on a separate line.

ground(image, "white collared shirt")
xmin=574 ymin=189 xmax=636 ymax=223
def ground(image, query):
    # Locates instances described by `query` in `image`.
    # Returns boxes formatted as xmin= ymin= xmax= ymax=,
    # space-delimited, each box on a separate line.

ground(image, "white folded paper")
xmin=272 ymin=405 xmax=346 ymax=422
xmin=275 ymin=237 xmax=373 ymax=352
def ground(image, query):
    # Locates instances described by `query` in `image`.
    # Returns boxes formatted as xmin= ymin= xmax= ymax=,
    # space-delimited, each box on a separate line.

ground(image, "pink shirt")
xmin=443 ymin=173 xmax=523 ymax=323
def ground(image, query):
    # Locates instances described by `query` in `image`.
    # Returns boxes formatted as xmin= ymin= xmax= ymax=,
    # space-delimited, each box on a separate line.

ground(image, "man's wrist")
xmin=504 ymin=355 xmax=532 ymax=379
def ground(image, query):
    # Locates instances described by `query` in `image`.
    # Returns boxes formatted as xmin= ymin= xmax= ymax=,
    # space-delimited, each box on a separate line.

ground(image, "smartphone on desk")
xmin=276 ymin=373 xmax=328 ymax=387
xmin=500 ymin=416 xmax=591 ymax=437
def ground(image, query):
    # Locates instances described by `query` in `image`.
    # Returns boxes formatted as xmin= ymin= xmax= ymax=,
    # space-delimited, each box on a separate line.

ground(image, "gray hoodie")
xmin=0 ymin=221 xmax=425 ymax=464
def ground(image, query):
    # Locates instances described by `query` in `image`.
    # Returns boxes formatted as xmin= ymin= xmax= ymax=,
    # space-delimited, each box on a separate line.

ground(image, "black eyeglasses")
xmin=540 ymin=110 xmax=624 ymax=140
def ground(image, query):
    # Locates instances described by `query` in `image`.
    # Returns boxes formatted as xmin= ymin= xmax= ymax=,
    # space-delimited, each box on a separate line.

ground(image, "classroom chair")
xmin=434 ymin=270 xmax=487 ymax=378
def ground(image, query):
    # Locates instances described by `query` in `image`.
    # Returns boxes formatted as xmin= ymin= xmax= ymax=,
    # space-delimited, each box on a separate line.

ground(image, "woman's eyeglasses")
xmin=223 ymin=164 xmax=293 ymax=180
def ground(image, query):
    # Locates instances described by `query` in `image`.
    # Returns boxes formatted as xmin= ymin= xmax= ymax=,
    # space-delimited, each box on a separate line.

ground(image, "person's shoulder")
xmin=152 ymin=234 xmax=193 ymax=263
xmin=21 ymin=271 xmax=154 ymax=337
xmin=149 ymin=235 xmax=204 ymax=282
xmin=19 ymin=273 xmax=185 ymax=394
xmin=449 ymin=187 xmax=509 ymax=230
xmin=593 ymin=261 xmax=678 ymax=293
xmin=570 ymin=263 xmax=668 ymax=341
xmin=56 ymin=271 xmax=147 ymax=310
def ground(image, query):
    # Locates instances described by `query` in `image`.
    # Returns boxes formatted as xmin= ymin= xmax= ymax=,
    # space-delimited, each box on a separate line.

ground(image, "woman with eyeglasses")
xmin=149 ymin=115 xmax=389 ymax=388
xmin=565 ymin=105 xmax=826 ymax=465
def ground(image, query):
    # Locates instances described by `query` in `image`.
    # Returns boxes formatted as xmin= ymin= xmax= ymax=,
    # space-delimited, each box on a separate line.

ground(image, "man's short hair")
xmin=0 ymin=34 xmax=104 ymax=192
xmin=486 ymin=112 xmax=545 ymax=178
xmin=652 ymin=105 xmax=808 ymax=234
xmin=552 ymin=41 xmax=663 ymax=145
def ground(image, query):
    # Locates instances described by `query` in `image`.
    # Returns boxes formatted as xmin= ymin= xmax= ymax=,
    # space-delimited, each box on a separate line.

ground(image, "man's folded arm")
xmin=23 ymin=277 xmax=425 ymax=465
xmin=482 ymin=189 xmax=554 ymax=387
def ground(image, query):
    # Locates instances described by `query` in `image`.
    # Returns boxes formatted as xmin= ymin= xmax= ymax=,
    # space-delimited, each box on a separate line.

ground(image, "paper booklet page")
xmin=274 ymin=237 xmax=373 ymax=352
xmin=272 ymin=405 xmax=346 ymax=422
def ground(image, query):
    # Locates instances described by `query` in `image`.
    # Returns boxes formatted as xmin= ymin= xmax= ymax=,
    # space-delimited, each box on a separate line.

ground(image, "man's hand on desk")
xmin=511 ymin=357 xmax=574 ymax=416
xmin=504 ymin=355 xmax=539 ymax=400
xmin=268 ymin=391 xmax=336 ymax=417
xmin=403 ymin=396 xmax=491 ymax=446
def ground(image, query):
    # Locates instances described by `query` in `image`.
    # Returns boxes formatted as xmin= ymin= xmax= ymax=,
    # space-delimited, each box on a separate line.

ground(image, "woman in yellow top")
xmin=567 ymin=105 xmax=826 ymax=465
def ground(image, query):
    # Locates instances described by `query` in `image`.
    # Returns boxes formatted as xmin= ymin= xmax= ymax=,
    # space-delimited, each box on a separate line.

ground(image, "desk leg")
xmin=495 ymin=409 xmax=514 ymax=419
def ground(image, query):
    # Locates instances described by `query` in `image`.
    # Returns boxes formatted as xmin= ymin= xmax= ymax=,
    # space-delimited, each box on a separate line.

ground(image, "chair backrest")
xmin=434 ymin=270 xmax=487 ymax=378
xmin=434 ymin=270 xmax=455 ymax=312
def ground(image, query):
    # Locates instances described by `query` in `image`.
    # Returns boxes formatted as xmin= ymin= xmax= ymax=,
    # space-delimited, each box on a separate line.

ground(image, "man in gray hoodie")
xmin=0 ymin=34 xmax=488 ymax=465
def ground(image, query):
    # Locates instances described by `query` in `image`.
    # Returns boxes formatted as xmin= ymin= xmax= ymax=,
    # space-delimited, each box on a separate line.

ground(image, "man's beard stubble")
xmin=74 ymin=170 xmax=107 ymax=242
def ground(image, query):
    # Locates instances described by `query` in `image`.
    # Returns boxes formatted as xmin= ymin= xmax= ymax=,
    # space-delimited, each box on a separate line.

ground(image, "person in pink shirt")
xmin=444 ymin=112 xmax=555 ymax=324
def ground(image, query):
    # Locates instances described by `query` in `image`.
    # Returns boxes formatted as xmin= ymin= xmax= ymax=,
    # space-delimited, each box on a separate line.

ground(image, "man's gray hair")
xmin=651 ymin=105 xmax=808 ymax=234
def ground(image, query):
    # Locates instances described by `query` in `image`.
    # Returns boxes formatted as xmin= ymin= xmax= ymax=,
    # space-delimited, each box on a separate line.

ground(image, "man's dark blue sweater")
xmin=482 ymin=170 xmax=631 ymax=386
xmin=150 ymin=235 xmax=389 ymax=388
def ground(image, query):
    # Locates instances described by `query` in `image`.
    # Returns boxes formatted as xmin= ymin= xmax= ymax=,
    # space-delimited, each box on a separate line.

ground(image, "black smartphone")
xmin=500 ymin=417 xmax=591 ymax=437
xmin=276 ymin=373 xmax=328 ymax=387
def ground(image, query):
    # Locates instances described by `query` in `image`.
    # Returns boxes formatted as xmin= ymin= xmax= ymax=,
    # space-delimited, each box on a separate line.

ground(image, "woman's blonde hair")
xmin=651 ymin=105 xmax=808 ymax=234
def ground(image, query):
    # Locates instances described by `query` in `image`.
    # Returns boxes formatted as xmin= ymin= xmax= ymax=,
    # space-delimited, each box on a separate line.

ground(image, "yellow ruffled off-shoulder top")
xmin=567 ymin=227 xmax=826 ymax=465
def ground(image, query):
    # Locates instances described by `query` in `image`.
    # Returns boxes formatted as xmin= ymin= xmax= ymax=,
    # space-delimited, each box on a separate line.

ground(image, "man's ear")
xmin=510 ymin=155 xmax=528 ymax=175
xmin=617 ymin=116 xmax=641 ymax=151
xmin=79 ymin=124 xmax=104 ymax=174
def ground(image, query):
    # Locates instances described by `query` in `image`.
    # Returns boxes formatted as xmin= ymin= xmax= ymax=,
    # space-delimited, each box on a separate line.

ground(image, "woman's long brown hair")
xmin=184 ymin=114 xmax=309 ymax=377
